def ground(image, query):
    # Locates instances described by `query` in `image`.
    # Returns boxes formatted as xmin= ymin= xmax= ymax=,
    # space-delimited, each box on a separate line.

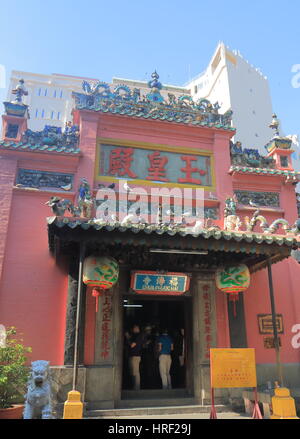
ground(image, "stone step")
xmin=118 ymin=397 xmax=196 ymax=408
xmin=85 ymin=404 xmax=232 ymax=418
xmin=122 ymin=389 xmax=189 ymax=400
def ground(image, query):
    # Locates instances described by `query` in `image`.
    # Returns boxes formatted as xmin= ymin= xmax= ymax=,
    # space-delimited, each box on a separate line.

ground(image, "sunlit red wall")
xmin=0 ymin=191 xmax=68 ymax=364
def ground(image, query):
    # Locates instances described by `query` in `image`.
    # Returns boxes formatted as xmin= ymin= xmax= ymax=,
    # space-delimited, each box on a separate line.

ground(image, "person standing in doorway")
xmin=141 ymin=325 xmax=156 ymax=389
xmin=172 ymin=328 xmax=185 ymax=387
xmin=157 ymin=328 xmax=174 ymax=390
xmin=128 ymin=324 xmax=144 ymax=390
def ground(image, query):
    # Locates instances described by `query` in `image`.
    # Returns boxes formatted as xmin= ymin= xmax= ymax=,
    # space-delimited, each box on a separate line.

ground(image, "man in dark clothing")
xmin=172 ymin=328 xmax=185 ymax=387
xmin=128 ymin=324 xmax=145 ymax=390
xmin=141 ymin=325 xmax=157 ymax=389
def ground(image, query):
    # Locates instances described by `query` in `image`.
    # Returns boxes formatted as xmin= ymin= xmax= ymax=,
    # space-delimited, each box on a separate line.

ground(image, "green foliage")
xmin=0 ymin=327 xmax=32 ymax=409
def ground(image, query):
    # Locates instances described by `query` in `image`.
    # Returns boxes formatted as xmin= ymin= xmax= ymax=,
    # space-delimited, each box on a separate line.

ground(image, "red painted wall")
xmin=244 ymin=259 xmax=300 ymax=363
xmin=0 ymin=191 xmax=68 ymax=364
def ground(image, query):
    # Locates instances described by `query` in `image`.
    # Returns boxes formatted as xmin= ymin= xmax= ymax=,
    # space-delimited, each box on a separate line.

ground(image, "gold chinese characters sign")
xmin=210 ymin=348 xmax=257 ymax=388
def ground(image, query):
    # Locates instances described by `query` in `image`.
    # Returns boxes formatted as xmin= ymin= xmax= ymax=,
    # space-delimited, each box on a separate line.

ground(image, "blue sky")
xmin=0 ymin=0 xmax=300 ymax=138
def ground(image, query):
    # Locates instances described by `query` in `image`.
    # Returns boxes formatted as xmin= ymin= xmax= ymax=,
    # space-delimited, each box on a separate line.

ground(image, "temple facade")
xmin=0 ymin=74 xmax=299 ymax=413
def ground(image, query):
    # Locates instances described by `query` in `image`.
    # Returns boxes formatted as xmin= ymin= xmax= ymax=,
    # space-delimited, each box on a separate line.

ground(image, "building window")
xmin=38 ymin=88 xmax=42 ymax=96
xmin=57 ymin=111 xmax=61 ymax=120
xmin=44 ymin=88 xmax=47 ymax=97
xmin=60 ymin=90 xmax=63 ymax=98
xmin=41 ymin=109 xmax=45 ymax=118
xmin=6 ymin=124 xmax=18 ymax=138
xmin=35 ymin=109 xmax=38 ymax=118
xmin=51 ymin=111 xmax=54 ymax=119
xmin=53 ymin=90 xmax=57 ymax=98
xmin=194 ymin=85 xmax=198 ymax=94
xmin=280 ymin=156 xmax=288 ymax=167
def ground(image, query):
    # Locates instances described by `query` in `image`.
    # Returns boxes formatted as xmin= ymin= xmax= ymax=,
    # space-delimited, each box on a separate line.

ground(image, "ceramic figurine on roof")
xmin=72 ymin=72 xmax=234 ymax=129
xmin=265 ymin=114 xmax=292 ymax=153
xmin=230 ymin=141 xmax=275 ymax=169
xmin=3 ymin=79 xmax=29 ymax=118
xmin=78 ymin=178 xmax=94 ymax=218
xmin=82 ymin=80 xmax=112 ymax=97
xmin=46 ymin=196 xmax=79 ymax=217
xmin=146 ymin=71 xmax=164 ymax=103
xmin=239 ymin=208 xmax=300 ymax=235
xmin=148 ymin=70 xmax=162 ymax=90
xmin=12 ymin=79 xmax=28 ymax=103
xmin=64 ymin=121 xmax=80 ymax=144
xmin=224 ymin=197 xmax=237 ymax=216
xmin=269 ymin=113 xmax=280 ymax=135
xmin=224 ymin=197 xmax=242 ymax=231
xmin=230 ymin=140 xmax=243 ymax=154
xmin=22 ymin=123 xmax=80 ymax=149
xmin=244 ymin=209 xmax=269 ymax=232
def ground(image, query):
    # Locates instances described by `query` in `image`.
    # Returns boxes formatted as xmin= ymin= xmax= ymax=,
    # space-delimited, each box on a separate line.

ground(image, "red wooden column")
xmin=84 ymin=286 xmax=97 ymax=365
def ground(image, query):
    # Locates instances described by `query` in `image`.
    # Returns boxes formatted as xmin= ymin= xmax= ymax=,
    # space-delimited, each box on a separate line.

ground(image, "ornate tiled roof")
xmin=229 ymin=165 xmax=300 ymax=180
xmin=47 ymin=216 xmax=299 ymax=248
xmin=230 ymin=141 xmax=276 ymax=169
xmin=72 ymin=72 xmax=234 ymax=131
xmin=0 ymin=140 xmax=81 ymax=155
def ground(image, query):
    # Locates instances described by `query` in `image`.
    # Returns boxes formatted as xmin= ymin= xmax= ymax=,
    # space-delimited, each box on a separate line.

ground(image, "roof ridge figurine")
xmin=12 ymin=79 xmax=28 ymax=104
xmin=73 ymin=72 xmax=234 ymax=128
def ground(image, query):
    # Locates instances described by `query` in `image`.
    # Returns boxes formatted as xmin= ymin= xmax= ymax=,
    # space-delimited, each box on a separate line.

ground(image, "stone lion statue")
xmin=23 ymin=360 xmax=54 ymax=419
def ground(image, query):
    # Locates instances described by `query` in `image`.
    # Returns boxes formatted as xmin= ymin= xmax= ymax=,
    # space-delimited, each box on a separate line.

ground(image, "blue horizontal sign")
xmin=131 ymin=271 xmax=190 ymax=295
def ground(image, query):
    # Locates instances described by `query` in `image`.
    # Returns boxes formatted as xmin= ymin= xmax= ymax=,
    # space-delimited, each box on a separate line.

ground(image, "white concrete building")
xmin=7 ymin=71 xmax=100 ymax=131
xmin=185 ymin=42 xmax=275 ymax=154
xmin=7 ymin=71 xmax=190 ymax=133
xmin=6 ymin=43 xmax=300 ymax=176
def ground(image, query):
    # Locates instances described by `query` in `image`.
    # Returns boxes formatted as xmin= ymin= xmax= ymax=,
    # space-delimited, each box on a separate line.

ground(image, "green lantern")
xmin=83 ymin=256 xmax=119 ymax=289
xmin=216 ymin=264 xmax=250 ymax=317
xmin=83 ymin=256 xmax=119 ymax=313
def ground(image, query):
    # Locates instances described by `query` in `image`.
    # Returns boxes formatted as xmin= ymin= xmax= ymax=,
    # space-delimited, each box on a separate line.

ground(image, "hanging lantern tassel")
xmin=92 ymin=288 xmax=102 ymax=313
xmin=229 ymin=292 xmax=239 ymax=318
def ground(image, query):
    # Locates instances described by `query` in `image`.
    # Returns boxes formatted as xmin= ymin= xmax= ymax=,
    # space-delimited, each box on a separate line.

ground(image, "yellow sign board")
xmin=210 ymin=348 xmax=257 ymax=388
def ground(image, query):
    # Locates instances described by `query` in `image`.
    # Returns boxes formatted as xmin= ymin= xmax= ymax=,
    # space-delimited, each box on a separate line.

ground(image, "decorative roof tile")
xmin=47 ymin=216 xmax=300 ymax=248
xmin=0 ymin=140 xmax=81 ymax=155
xmin=0 ymin=123 xmax=81 ymax=155
xmin=229 ymin=165 xmax=300 ymax=179
xmin=73 ymin=73 xmax=235 ymax=131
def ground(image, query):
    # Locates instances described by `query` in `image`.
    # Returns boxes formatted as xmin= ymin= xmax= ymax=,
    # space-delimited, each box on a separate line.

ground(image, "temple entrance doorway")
xmin=122 ymin=296 xmax=191 ymax=392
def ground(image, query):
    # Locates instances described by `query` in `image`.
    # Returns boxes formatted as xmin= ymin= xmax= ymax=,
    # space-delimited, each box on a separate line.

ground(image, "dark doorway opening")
xmin=122 ymin=297 xmax=187 ymax=390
